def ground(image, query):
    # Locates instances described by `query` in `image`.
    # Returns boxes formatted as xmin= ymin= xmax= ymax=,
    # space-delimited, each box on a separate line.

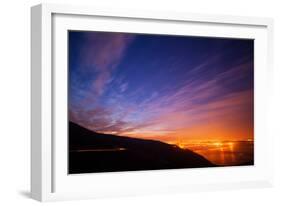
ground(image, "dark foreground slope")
xmin=69 ymin=122 xmax=215 ymax=174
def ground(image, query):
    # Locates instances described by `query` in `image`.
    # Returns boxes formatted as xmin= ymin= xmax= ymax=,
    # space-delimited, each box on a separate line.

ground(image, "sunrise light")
xmin=68 ymin=31 xmax=254 ymax=170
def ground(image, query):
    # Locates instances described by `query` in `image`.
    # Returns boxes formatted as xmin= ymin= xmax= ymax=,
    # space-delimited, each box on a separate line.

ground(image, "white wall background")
xmin=0 ymin=0 xmax=280 ymax=205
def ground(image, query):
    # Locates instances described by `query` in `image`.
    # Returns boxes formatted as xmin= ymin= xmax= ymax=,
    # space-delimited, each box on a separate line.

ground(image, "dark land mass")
xmin=69 ymin=121 xmax=216 ymax=174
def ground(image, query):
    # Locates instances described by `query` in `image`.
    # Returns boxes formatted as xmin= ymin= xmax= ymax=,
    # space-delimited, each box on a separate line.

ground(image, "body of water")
xmin=184 ymin=140 xmax=254 ymax=166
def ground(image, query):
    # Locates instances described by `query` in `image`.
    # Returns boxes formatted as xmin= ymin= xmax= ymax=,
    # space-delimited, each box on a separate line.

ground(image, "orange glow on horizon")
xmin=72 ymin=90 xmax=254 ymax=148
xmin=166 ymin=139 xmax=254 ymax=166
xmin=98 ymin=90 xmax=253 ymax=145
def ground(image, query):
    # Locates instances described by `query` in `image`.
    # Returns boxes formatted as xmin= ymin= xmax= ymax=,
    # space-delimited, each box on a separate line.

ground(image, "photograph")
xmin=68 ymin=31 xmax=254 ymax=174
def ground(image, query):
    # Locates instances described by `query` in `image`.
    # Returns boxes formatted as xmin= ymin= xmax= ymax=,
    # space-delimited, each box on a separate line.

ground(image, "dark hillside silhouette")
xmin=69 ymin=121 xmax=216 ymax=174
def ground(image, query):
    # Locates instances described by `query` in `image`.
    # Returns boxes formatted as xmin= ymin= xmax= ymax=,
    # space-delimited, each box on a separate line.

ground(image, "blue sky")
xmin=68 ymin=31 xmax=254 ymax=143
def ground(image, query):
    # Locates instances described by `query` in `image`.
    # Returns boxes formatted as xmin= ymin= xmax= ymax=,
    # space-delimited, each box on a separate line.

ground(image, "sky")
xmin=68 ymin=31 xmax=254 ymax=144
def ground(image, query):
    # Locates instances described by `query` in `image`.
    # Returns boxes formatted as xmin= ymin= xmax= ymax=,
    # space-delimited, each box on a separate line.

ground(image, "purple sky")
xmin=68 ymin=31 xmax=254 ymax=143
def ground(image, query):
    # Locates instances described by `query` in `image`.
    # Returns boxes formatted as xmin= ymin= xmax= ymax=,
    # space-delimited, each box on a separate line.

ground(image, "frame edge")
xmin=31 ymin=4 xmax=43 ymax=202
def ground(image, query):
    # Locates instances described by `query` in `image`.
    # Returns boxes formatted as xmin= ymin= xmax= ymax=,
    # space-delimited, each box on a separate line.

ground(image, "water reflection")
xmin=183 ymin=140 xmax=254 ymax=166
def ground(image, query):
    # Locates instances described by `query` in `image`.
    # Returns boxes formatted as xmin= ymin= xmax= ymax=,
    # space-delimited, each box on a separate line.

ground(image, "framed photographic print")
xmin=31 ymin=3 xmax=274 ymax=201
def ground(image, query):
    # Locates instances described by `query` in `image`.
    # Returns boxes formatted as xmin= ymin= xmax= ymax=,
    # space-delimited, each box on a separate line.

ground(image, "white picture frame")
xmin=31 ymin=3 xmax=274 ymax=202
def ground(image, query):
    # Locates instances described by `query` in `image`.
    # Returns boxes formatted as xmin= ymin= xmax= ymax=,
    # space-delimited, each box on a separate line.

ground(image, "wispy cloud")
xmin=69 ymin=33 xmax=253 ymax=143
xmin=71 ymin=58 xmax=253 ymax=142
xmin=71 ymin=32 xmax=135 ymax=103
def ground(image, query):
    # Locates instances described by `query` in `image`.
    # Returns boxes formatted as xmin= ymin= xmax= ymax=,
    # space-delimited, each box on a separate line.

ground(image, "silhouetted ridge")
xmin=69 ymin=121 xmax=215 ymax=174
